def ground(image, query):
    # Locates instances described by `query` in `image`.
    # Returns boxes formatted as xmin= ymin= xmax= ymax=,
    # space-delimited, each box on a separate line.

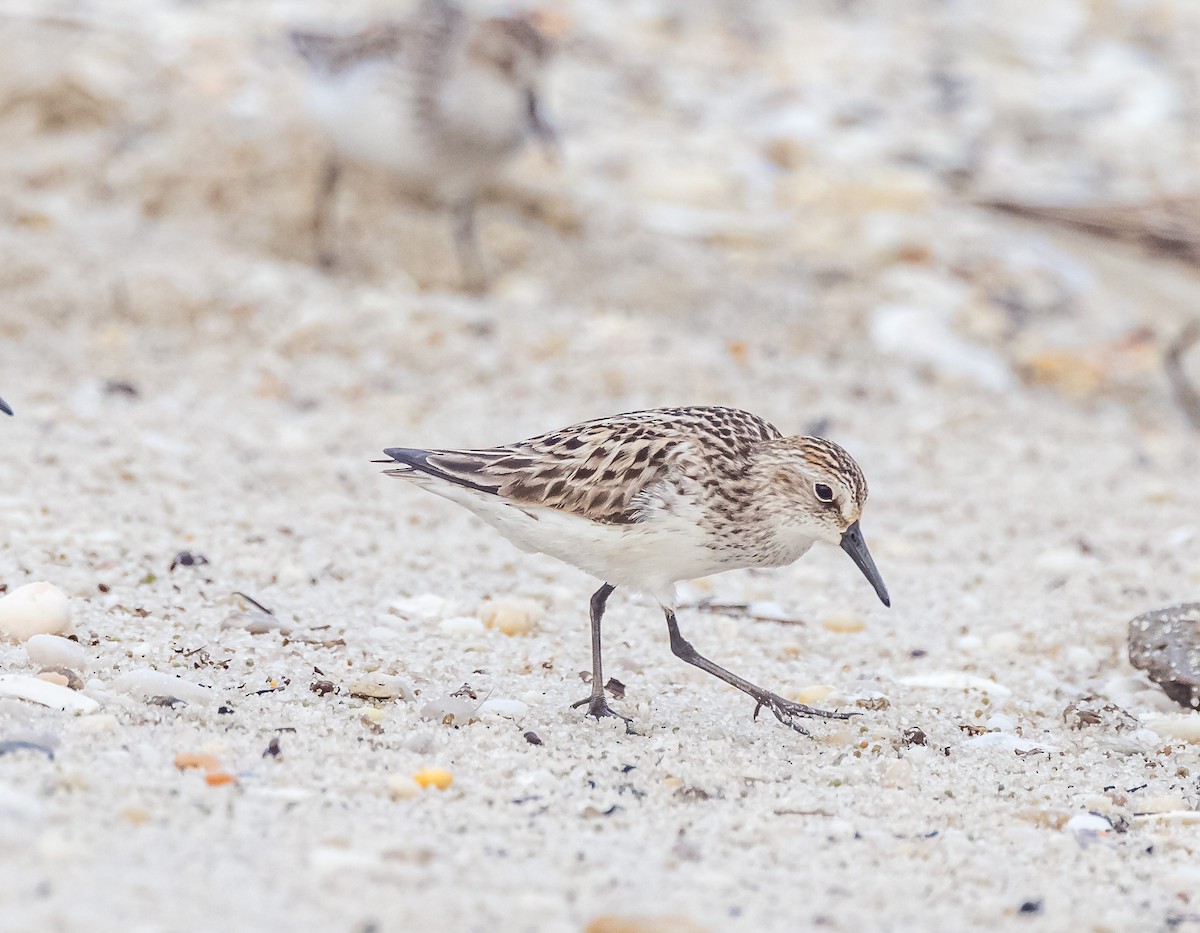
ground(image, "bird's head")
xmin=468 ymin=15 xmax=557 ymax=151
xmin=751 ymin=435 xmax=890 ymax=607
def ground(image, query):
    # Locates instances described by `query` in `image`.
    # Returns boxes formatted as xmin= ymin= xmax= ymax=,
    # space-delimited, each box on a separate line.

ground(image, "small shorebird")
xmin=0 ymin=397 xmax=11 ymax=416
xmin=379 ymin=407 xmax=891 ymax=734
xmin=291 ymin=0 xmax=556 ymax=291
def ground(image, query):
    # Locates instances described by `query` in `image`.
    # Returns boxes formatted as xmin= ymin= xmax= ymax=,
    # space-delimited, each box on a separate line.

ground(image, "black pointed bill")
xmin=0 ymin=396 xmax=11 ymax=417
xmin=525 ymin=89 xmax=558 ymax=161
xmin=839 ymin=520 xmax=890 ymax=607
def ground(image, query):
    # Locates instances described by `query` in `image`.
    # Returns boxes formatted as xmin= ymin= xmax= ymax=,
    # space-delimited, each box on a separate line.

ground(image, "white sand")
xmin=2 ymin=1 xmax=1200 ymax=931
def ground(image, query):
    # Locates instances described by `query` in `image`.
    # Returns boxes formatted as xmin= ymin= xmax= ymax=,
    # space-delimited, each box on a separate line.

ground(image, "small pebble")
xmin=585 ymin=916 xmax=713 ymax=933
xmin=479 ymin=598 xmax=541 ymax=636
xmin=347 ymin=674 xmax=411 ymax=701
xmin=985 ymin=632 xmax=1021 ymax=655
xmin=36 ymin=672 xmax=69 ymax=688
xmin=820 ymin=614 xmax=865 ymax=634
xmin=221 ymin=611 xmax=291 ymax=635
xmin=791 ymin=684 xmax=835 ymax=705
xmin=175 ymin=752 xmax=221 ymax=772
xmin=412 ymin=768 xmax=453 ymax=790
xmin=387 ymin=775 xmax=423 ymax=800
xmin=25 ymin=634 xmax=86 ymax=669
xmin=0 ymin=582 xmax=72 ymax=642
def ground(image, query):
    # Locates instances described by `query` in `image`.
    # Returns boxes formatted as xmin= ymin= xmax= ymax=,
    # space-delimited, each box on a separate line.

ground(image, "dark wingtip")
xmin=0 ymin=396 xmax=11 ymax=416
xmin=382 ymin=447 xmax=425 ymax=465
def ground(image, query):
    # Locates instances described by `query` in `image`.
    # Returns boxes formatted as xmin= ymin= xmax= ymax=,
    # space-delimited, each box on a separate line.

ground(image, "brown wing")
xmin=291 ymin=24 xmax=409 ymax=74
xmin=385 ymin=407 xmax=781 ymax=524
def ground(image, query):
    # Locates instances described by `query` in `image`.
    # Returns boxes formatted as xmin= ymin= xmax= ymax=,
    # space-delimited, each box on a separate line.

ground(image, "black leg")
xmin=571 ymin=583 xmax=631 ymax=725
xmin=450 ymin=197 xmax=487 ymax=293
xmin=314 ymin=154 xmax=341 ymax=271
xmin=665 ymin=609 xmax=856 ymax=735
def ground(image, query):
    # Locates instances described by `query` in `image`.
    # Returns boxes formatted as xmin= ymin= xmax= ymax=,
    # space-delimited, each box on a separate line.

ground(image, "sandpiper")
xmin=379 ymin=406 xmax=890 ymax=734
xmin=291 ymin=0 xmax=556 ymax=291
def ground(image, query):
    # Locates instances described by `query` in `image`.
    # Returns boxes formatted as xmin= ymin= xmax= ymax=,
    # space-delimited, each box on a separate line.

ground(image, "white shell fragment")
xmin=0 ymin=675 xmax=100 ymax=714
xmin=962 ymin=732 xmax=1057 ymax=753
xmin=25 ymin=634 xmax=86 ymax=670
xmin=1147 ymin=714 xmax=1200 ymax=743
xmin=110 ymin=669 xmax=215 ymax=704
xmin=420 ymin=694 xmax=480 ymax=724
xmin=476 ymin=698 xmax=530 ymax=718
xmin=0 ymin=582 xmax=72 ymax=642
xmin=897 ymin=672 xmax=1013 ymax=701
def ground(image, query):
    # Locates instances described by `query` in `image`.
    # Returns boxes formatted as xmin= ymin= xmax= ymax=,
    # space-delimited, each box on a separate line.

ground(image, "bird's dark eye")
xmin=814 ymin=483 xmax=835 ymax=502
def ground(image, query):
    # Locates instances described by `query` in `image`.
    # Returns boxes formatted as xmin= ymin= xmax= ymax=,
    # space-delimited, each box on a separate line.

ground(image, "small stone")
xmin=412 ymin=767 xmax=453 ymax=790
xmin=387 ymin=774 xmax=423 ymax=800
xmin=820 ymin=614 xmax=865 ymax=634
xmin=1128 ymin=603 xmax=1200 ymax=710
xmin=0 ymin=582 xmax=72 ymax=642
xmin=347 ymin=674 xmax=411 ymax=701
xmin=36 ymin=672 xmax=69 ymax=688
xmin=985 ymin=632 xmax=1021 ymax=655
xmin=26 ymin=634 xmax=86 ymax=669
xmin=881 ymin=758 xmax=913 ymax=789
xmin=175 ymin=752 xmax=221 ymax=772
xmin=479 ymin=598 xmax=541 ymax=636
xmin=221 ymin=611 xmax=291 ymax=635
xmin=791 ymin=684 xmax=834 ymax=705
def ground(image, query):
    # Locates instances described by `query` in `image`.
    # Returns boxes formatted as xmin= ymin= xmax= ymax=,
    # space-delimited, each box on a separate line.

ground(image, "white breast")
xmin=303 ymin=62 xmax=428 ymax=177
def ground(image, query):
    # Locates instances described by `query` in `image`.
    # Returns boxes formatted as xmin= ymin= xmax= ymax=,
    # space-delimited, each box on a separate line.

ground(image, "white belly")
xmin=398 ymin=477 xmax=732 ymax=607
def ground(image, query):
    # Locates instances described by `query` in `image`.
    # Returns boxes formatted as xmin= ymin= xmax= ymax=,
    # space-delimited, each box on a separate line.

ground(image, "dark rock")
xmin=1128 ymin=603 xmax=1200 ymax=709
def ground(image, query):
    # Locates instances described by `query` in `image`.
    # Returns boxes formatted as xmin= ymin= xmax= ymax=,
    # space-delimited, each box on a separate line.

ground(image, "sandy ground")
xmin=3 ymin=1 xmax=1200 ymax=931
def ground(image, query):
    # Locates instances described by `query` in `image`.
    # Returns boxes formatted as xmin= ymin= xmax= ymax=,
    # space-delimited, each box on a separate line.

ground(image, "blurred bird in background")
xmin=291 ymin=0 xmax=557 ymax=292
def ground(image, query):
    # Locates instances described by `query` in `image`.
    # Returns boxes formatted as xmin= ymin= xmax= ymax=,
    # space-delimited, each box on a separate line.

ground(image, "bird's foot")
xmin=751 ymin=691 xmax=858 ymax=735
xmin=571 ymin=693 xmax=633 ymax=727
